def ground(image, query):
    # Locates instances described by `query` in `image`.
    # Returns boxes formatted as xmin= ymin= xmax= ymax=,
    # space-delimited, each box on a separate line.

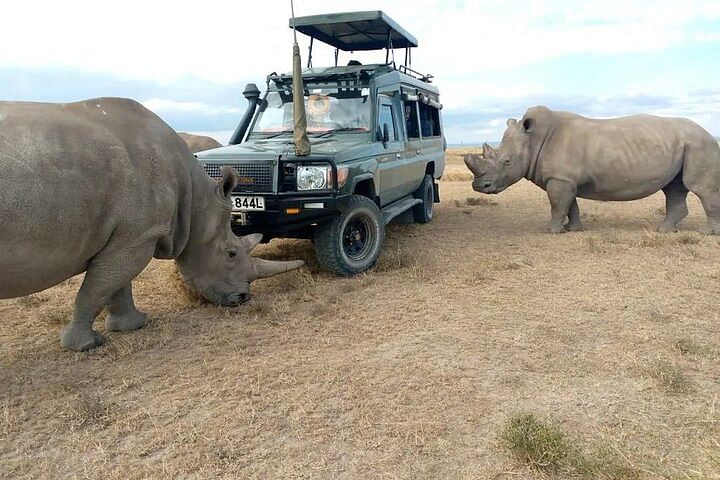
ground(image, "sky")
xmin=1 ymin=0 xmax=719 ymax=144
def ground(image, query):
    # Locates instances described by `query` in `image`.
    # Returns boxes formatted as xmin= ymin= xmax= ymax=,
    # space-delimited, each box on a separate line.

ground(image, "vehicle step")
xmin=381 ymin=196 xmax=422 ymax=224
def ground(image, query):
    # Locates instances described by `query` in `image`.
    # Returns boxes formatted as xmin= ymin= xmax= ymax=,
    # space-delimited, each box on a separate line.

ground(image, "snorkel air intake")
xmin=228 ymin=83 xmax=261 ymax=145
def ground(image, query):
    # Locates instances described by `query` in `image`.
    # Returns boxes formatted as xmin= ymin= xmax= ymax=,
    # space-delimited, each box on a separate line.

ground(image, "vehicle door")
xmin=376 ymin=93 xmax=406 ymax=206
xmin=401 ymin=98 xmax=429 ymax=197
xmin=415 ymin=96 xmax=445 ymax=187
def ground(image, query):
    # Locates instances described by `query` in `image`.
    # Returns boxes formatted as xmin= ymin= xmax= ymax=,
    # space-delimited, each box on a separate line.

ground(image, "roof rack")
xmin=290 ymin=11 xmax=417 ymax=51
xmin=290 ymin=10 xmax=425 ymax=74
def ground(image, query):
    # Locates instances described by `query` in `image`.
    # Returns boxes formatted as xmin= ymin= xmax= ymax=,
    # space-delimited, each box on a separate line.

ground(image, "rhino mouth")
xmin=220 ymin=291 xmax=251 ymax=307
xmin=472 ymin=178 xmax=499 ymax=194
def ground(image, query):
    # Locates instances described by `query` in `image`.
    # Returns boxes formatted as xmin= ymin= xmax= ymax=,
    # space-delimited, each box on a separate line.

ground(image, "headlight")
xmin=297 ymin=165 xmax=330 ymax=190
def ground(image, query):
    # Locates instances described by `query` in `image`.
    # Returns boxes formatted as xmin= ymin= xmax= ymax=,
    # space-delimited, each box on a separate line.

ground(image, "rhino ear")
xmin=522 ymin=117 xmax=534 ymax=133
xmin=217 ymin=166 xmax=239 ymax=201
xmin=239 ymin=233 xmax=263 ymax=253
xmin=482 ymin=143 xmax=496 ymax=159
xmin=506 ymin=118 xmax=517 ymax=127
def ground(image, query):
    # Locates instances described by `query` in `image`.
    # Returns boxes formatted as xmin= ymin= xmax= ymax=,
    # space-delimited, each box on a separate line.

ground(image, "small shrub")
xmin=501 ymin=413 xmax=577 ymax=473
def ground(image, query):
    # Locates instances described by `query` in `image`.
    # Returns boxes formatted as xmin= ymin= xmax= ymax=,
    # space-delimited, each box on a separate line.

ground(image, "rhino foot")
xmin=105 ymin=311 xmax=147 ymax=332
xmin=548 ymin=224 xmax=567 ymax=234
xmin=564 ymin=222 xmax=584 ymax=232
xmin=657 ymin=223 xmax=679 ymax=233
xmin=60 ymin=325 xmax=105 ymax=351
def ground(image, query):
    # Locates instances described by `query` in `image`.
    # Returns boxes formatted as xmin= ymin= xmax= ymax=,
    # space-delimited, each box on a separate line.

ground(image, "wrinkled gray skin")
xmin=464 ymin=106 xmax=720 ymax=234
xmin=178 ymin=132 xmax=222 ymax=153
xmin=0 ymin=98 xmax=304 ymax=351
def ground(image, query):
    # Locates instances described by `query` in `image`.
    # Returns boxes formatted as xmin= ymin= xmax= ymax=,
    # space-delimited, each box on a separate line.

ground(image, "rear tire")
xmin=413 ymin=174 xmax=434 ymax=223
xmin=314 ymin=195 xmax=385 ymax=276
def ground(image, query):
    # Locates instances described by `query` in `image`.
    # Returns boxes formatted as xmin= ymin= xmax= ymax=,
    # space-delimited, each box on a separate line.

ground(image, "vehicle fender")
xmin=349 ymin=173 xmax=375 ymax=193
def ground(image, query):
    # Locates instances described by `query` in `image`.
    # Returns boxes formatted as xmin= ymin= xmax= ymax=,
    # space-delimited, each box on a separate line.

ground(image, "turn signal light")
xmin=285 ymin=207 xmax=301 ymax=215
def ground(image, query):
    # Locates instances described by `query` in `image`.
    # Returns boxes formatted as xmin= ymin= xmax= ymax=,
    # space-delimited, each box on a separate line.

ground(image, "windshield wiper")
xmin=313 ymin=127 xmax=368 ymax=138
xmin=256 ymin=130 xmax=294 ymax=139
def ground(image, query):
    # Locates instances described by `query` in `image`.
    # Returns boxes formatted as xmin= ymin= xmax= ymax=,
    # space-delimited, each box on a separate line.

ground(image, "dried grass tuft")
xmin=644 ymin=359 xmax=695 ymax=394
xmin=465 ymin=196 xmax=497 ymax=207
xmin=638 ymin=231 xmax=701 ymax=247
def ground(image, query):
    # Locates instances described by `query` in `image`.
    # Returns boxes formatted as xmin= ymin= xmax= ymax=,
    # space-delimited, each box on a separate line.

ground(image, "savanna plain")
xmin=1 ymin=149 xmax=719 ymax=479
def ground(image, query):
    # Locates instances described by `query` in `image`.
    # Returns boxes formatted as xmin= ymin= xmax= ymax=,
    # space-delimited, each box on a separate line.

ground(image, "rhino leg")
xmin=105 ymin=284 xmax=147 ymax=332
xmin=546 ymin=179 xmax=577 ymax=234
xmin=60 ymin=243 xmax=154 ymax=351
xmin=658 ymin=177 xmax=688 ymax=233
xmin=695 ymin=191 xmax=720 ymax=234
xmin=564 ymin=198 xmax=583 ymax=231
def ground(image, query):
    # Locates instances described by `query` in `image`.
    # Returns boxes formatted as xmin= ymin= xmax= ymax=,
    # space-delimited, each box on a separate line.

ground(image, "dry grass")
xmin=1 ymin=148 xmax=720 ymax=479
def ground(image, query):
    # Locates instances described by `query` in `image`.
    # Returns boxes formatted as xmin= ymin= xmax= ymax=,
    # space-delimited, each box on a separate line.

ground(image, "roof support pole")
xmin=307 ymin=36 xmax=314 ymax=68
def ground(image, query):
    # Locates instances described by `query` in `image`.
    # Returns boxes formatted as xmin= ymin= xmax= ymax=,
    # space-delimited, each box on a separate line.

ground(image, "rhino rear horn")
xmin=239 ymin=233 xmax=263 ymax=253
xmin=482 ymin=143 xmax=496 ymax=159
xmin=251 ymin=258 xmax=305 ymax=281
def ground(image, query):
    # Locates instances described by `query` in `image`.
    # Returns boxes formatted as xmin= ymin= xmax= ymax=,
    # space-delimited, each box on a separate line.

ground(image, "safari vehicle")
xmin=195 ymin=11 xmax=446 ymax=275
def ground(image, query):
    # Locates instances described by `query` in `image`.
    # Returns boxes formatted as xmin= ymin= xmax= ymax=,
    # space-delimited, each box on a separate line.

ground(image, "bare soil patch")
xmin=1 ymin=149 xmax=719 ymax=479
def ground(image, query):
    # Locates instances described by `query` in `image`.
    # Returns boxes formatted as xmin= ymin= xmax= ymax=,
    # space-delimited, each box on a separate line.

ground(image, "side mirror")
xmin=382 ymin=123 xmax=390 ymax=148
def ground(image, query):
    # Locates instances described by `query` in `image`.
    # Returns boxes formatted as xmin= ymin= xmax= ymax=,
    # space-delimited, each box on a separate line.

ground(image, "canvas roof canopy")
xmin=289 ymin=11 xmax=418 ymax=51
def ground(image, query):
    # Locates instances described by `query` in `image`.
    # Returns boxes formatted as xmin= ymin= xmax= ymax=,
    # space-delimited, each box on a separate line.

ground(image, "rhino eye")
xmin=227 ymin=249 xmax=238 ymax=260
xmin=502 ymin=157 xmax=512 ymax=166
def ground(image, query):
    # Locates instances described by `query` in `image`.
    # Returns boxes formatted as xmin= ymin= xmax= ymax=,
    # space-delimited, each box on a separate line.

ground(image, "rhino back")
xmin=541 ymin=114 xmax=707 ymax=201
xmin=0 ymin=98 xmax=195 ymax=297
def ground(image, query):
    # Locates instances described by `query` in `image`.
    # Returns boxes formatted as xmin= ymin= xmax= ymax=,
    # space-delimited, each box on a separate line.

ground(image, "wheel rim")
xmin=342 ymin=214 xmax=374 ymax=261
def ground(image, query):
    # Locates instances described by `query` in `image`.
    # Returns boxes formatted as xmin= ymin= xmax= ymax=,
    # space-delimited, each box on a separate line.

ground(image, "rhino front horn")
xmin=251 ymin=258 xmax=305 ymax=280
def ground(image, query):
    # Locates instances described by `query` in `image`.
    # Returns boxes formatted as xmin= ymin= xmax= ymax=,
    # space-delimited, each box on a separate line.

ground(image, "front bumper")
xmin=230 ymin=192 xmax=342 ymax=238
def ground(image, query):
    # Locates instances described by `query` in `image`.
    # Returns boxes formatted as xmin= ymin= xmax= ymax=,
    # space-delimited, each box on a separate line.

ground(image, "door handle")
xmin=416 ymin=149 xmax=421 ymax=154
xmin=395 ymin=153 xmax=401 ymax=159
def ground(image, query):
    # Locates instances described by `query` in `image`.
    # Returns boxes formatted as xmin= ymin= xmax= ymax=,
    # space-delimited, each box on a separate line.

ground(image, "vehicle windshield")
xmin=250 ymin=86 xmax=371 ymax=135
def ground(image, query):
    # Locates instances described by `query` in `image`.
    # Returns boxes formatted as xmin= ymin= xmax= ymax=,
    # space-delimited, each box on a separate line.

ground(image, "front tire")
xmin=314 ymin=195 xmax=385 ymax=276
xmin=413 ymin=174 xmax=434 ymax=223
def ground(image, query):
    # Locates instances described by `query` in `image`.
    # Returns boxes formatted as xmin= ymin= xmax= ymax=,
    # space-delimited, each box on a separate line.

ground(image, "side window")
xmin=418 ymin=102 xmax=442 ymax=137
xmin=403 ymin=102 xmax=420 ymax=139
xmin=378 ymin=103 xmax=397 ymax=141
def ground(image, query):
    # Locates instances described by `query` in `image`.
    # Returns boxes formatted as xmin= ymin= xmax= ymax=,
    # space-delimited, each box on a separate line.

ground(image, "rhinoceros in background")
xmin=178 ymin=132 xmax=222 ymax=153
xmin=464 ymin=106 xmax=720 ymax=233
xmin=0 ymin=98 xmax=304 ymax=351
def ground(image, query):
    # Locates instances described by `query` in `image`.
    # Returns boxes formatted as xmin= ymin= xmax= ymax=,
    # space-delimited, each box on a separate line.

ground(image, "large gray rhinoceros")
xmin=178 ymin=132 xmax=222 ymax=153
xmin=464 ymin=106 xmax=720 ymax=233
xmin=0 ymin=97 xmax=304 ymax=351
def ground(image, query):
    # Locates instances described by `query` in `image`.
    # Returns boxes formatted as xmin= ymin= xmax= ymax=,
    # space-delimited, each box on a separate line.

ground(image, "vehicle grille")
xmin=201 ymin=162 xmax=274 ymax=193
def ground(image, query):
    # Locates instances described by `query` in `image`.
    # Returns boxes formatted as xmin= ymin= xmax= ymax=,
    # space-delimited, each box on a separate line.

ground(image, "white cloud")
xmin=142 ymin=98 xmax=241 ymax=116
xmin=3 ymin=1 xmax=718 ymax=143
xmin=1 ymin=0 xmax=718 ymax=84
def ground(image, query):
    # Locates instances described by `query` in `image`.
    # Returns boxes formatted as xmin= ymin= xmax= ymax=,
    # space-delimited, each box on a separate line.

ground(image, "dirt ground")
xmin=1 ymin=149 xmax=719 ymax=479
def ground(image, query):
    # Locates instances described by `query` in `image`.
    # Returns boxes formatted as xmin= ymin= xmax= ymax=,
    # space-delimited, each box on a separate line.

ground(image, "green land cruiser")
xmin=195 ymin=11 xmax=446 ymax=275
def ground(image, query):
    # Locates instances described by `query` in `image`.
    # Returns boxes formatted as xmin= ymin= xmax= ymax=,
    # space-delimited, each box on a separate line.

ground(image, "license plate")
xmin=231 ymin=195 xmax=265 ymax=211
